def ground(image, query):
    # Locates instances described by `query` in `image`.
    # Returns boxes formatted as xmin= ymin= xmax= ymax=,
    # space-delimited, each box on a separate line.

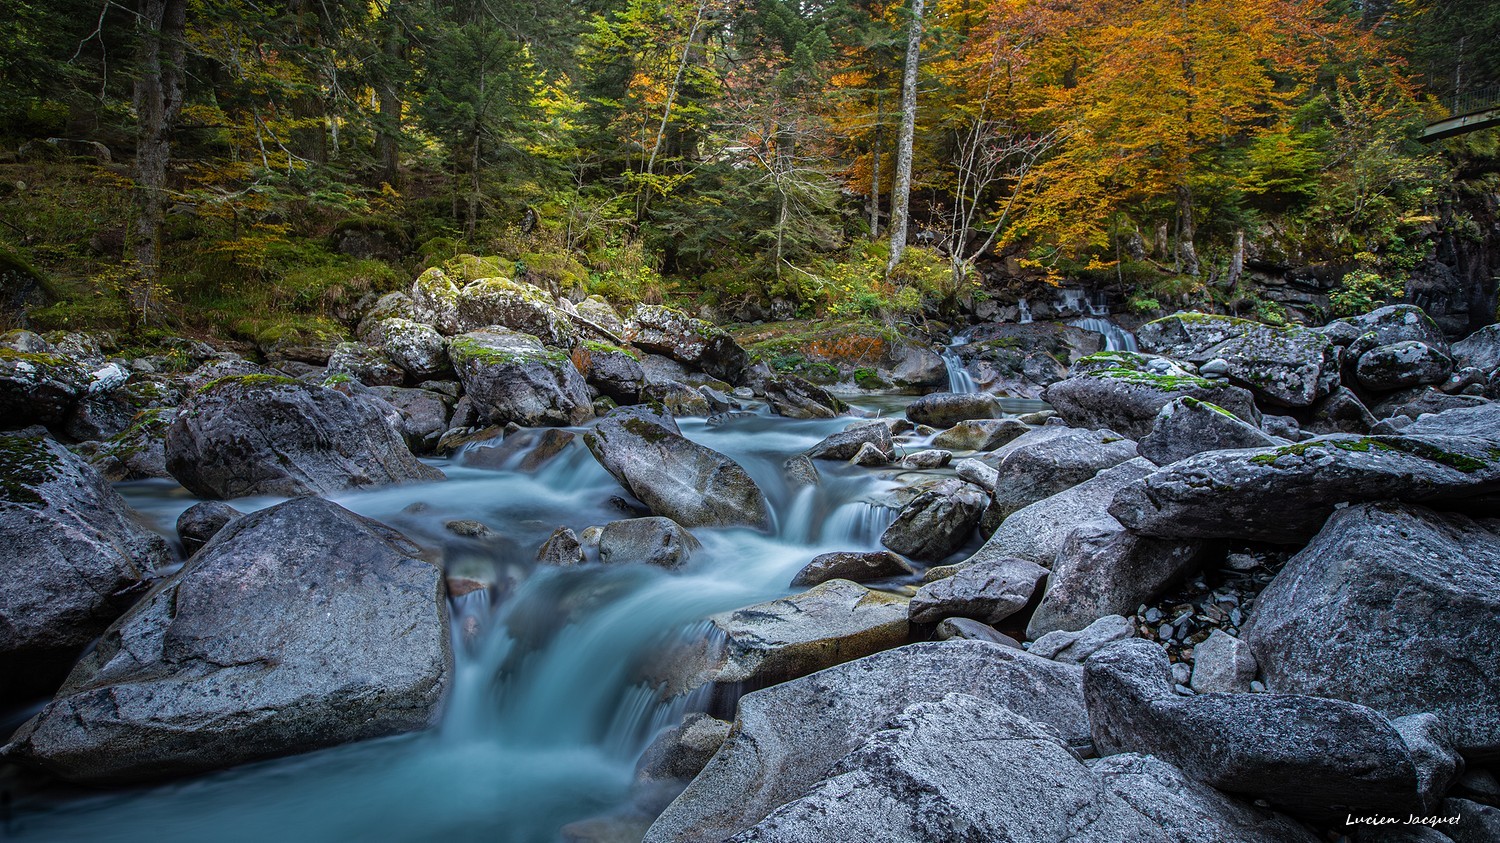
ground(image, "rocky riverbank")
xmin=3 ymin=267 xmax=1500 ymax=842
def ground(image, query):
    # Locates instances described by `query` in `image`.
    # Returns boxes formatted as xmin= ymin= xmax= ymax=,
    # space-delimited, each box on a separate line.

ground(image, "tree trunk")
xmin=1176 ymin=185 xmax=1200 ymax=276
xmin=869 ymin=97 xmax=882 ymax=238
xmin=886 ymin=0 xmax=925 ymax=276
xmin=133 ymin=0 xmax=188 ymax=289
xmin=375 ymin=1 xmax=407 ymax=185
xmin=1226 ymin=228 xmax=1244 ymax=287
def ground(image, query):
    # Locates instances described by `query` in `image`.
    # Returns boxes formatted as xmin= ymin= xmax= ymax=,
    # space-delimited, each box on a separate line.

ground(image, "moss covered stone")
xmin=0 ymin=435 xmax=63 ymax=506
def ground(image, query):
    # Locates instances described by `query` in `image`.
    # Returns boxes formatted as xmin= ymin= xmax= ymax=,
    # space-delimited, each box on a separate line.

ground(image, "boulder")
xmin=790 ymin=550 xmax=914 ymax=587
xmin=91 ymin=407 xmax=175 ymax=480
xmin=175 ymin=500 xmax=242 ymax=556
xmin=578 ymin=342 xmax=645 ymax=404
xmin=1356 ymin=341 xmax=1453 ymax=391
xmin=1137 ymin=313 xmax=1257 ymax=361
xmin=849 ymin=441 xmax=889 ymax=466
xmin=1026 ymin=518 xmax=1206 ymax=638
xmin=577 ymin=295 xmax=626 ymax=337
xmin=904 ymin=392 xmax=1001 ymax=428
xmin=879 ymin=479 xmax=987 ymax=561
xmin=1444 ymin=798 xmax=1500 ymax=843
xmin=954 ymin=457 xmax=998 ymax=491
xmin=3 ymin=498 xmax=451 ymax=782
xmin=1342 ymin=304 xmax=1450 ymax=358
xmin=369 ymin=386 xmax=452 ymax=453
xmin=900 ymin=448 xmax=951 ymax=469
xmin=934 ymin=618 xmax=1022 ymax=647
xmin=930 ymin=418 xmax=1029 ymax=451
xmin=373 ymin=318 xmax=449 ymax=379
xmin=725 ymin=694 xmax=1169 ymax=843
xmin=449 ymin=329 xmax=593 ymax=427
xmin=1044 ymin=360 xmax=1260 ymax=439
xmin=165 ymin=376 xmax=443 ymax=499
xmin=1028 ymin=614 xmax=1135 ymax=663
xmin=627 ymin=305 xmax=748 ymax=383
xmin=978 ymin=458 xmax=1156 ymax=567
xmin=1391 ymin=389 xmax=1491 ymax=420
xmin=584 ymin=406 xmax=770 ymax=529
xmin=635 ymin=712 xmax=732 ymax=790
xmin=1190 ymin=630 xmax=1258 ymax=694
xmin=1453 ymin=324 xmax=1500 ymax=373
xmin=1307 ymin=386 xmax=1378 ymax=434
xmin=598 ymin=517 xmax=701 ymax=569
xmin=537 ymin=527 xmax=584 ymax=567
xmin=762 ymin=375 xmax=848 ymax=419
xmin=1201 ymin=322 xmax=1340 ymax=407
xmin=1110 ymin=434 xmax=1500 ymax=543
xmin=642 ymin=380 xmax=711 ymax=416
xmin=641 ymin=641 xmax=1091 ymax=843
xmin=908 ymin=555 xmax=1047 ymax=625
xmin=355 ymin=291 xmax=418 ymax=340
xmin=986 ymin=427 xmax=1139 ymax=521
xmin=0 ymin=435 xmax=168 ymax=701
xmin=0 ymin=345 xmax=87 ymax=428
xmin=1137 ymin=396 xmax=1280 ymax=465
xmin=326 ymin=342 xmax=405 ymax=388
xmin=1083 ymin=638 xmax=1460 ymax=817
xmin=1244 ymin=502 xmax=1500 ymax=759
xmin=803 ymin=421 xmax=893 ymax=461
xmin=452 ymin=277 xmax=576 ymax=346
xmin=1400 ymin=402 xmax=1500 ymax=439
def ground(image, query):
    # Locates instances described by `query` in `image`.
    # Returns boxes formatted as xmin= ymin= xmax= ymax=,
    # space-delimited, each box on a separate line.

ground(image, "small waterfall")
xmin=822 ymin=501 xmax=899 ymax=545
xmin=941 ymin=333 xmax=978 ymax=394
xmin=1059 ymin=288 xmax=1086 ymax=313
xmin=1072 ymin=316 xmax=1139 ymax=353
xmin=1017 ymin=298 xmax=1033 ymax=324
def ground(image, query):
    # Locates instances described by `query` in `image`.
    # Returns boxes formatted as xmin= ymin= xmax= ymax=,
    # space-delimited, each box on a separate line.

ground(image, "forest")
xmin=2 ymin=0 xmax=1498 ymax=347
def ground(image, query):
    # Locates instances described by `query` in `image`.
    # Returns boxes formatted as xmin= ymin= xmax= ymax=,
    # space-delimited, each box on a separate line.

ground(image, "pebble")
xmin=1250 ymin=681 xmax=1267 ymax=693
xmin=1174 ymin=683 xmax=1194 ymax=695
xmin=1171 ymin=663 xmax=1192 ymax=685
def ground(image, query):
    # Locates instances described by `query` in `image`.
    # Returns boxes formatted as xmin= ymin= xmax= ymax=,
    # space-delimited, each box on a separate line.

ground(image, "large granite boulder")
xmin=1137 ymin=313 xmax=1256 ymax=361
xmin=577 ymin=341 xmax=645 ymax=405
xmin=453 ymin=276 xmax=576 ymax=346
xmin=761 ymin=375 xmax=848 ymax=419
xmin=803 ymin=421 xmax=893 ymax=461
xmin=977 ymin=458 xmax=1156 ymax=567
xmin=1110 ymin=434 xmax=1500 ymax=543
xmin=1045 ymin=356 xmax=1260 ymax=439
xmin=1084 ymin=638 xmax=1461 ymax=817
xmin=372 ymin=317 xmax=450 ymax=379
xmin=598 ymin=516 xmax=701 ymax=569
xmin=1201 ymin=322 xmax=1339 ymax=407
xmin=627 ymin=305 xmax=748 ymax=383
xmin=449 ymin=328 xmax=593 ymax=426
xmin=1341 ymin=305 xmax=1450 ymax=359
xmin=1137 ymin=396 xmax=1280 ymax=465
xmin=1453 ymin=324 xmax=1500 ymax=373
xmin=1244 ymin=502 xmax=1500 ymax=760
xmin=790 ymin=551 xmax=914 ymax=587
xmin=3 ymin=498 xmax=451 ymax=782
xmin=905 ymin=392 xmax=1002 ymax=428
xmin=986 ymin=426 xmax=1139 ymax=521
xmin=0 ymin=343 xmax=88 ymax=428
xmin=642 ymin=641 xmax=1091 ymax=843
xmin=1356 ymin=341 xmax=1453 ymax=392
xmin=324 ymin=342 xmax=404 ymax=387
xmin=879 ymin=479 xmax=987 ymax=561
xmin=1 ymin=435 xmax=168 ymax=701
xmin=930 ymin=418 xmax=1029 ymax=451
xmin=584 ymin=406 xmax=770 ymax=529
xmin=1402 ymin=402 xmax=1500 ymax=438
xmin=908 ymin=554 xmax=1047 ymax=625
xmin=165 ymin=375 xmax=443 ymax=499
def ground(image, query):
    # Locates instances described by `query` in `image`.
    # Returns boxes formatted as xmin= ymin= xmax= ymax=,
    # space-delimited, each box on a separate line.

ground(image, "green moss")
xmin=450 ymin=335 xmax=565 ymax=367
xmin=0 ymin=435 xmax=62 ymax=506
xmin=1085 ymin=367 xmax=1220 ymax=391
xmin=198 ymin=373 xmax=300 ymax=393
xmin=0 ymin=347 xmax=83 ymax=374
xmin=853 ymin=367 xmax=888 ymax=389
xmin=1248 ymin=436 xmax=1491 ymax=473
xmin=582 ymin=340 xmax=639 ymax=360
xmin=1181 ymin=396 xmax=1237 ymax=419
xmin=322 ymin=373 xmax=355 ymax=386
xmin=621 ymin=416 xmax=675 ymax=444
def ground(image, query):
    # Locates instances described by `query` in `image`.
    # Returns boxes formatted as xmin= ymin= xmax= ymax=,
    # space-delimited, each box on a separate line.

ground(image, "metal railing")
xmin=1447 ymin=83 xmax=1500 ymax=118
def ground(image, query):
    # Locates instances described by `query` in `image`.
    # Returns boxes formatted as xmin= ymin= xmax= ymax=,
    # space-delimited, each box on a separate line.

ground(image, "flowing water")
xmin=6 ymin=408 xmax=906 ymax=843
xmin=941 ymin=333 xmax=978 ymax=394
xmin=1071 ymin=316 xmax=1139 ymax=353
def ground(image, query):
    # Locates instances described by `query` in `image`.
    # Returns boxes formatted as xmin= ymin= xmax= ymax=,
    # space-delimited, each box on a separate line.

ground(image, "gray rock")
xmin=643 ymin=380 xmax=711 ymax=416
xmin=880 ymin=479 xmax=987 ymax=561
xmin=1027 ymin=518 xmax=1205 ymax=638
xmin=934 ymin=618 xmax=1022 ymax=648
xmin=1453 ymin=324 xmax=1500 ymax=373
xmin=627 ymin=305 xmax=748 ymax=383
xmin=1307 ymin=386 xmax=1379 ymax=434
xmin=954 ymin=457 xmax=998 ymax=490
xmin=849 ymin=441 xmax=888 ymax=466
xmin=369 ymin=386 xmax=452 ymax=453
xmin=930 ymin=418 xmax=1029 ymax=451
xmin=1045 ymin=356 xmax=1261 ymax=439
xmin=1091 ymin=752 xmax=1320 ymax=843
xmin=0 ymin=436 xmax=168 ymax=702
xmin=1261 ymin=414 xmax=1302 ymax=440
xmin=781 ymin=454 xmax=819 ymax=487
xmin=355 ymin=291 xmax=419 ymax=340
xmin=598 ymin=516 xmax=701 ymax=569
xmin=1402 ymin=402 xmax=1500 ymax=439
xmin=905 ymin=392 xmax=1001 ymax=428
xmin=373 ymin=318 xmax=450 ymax=380
xmin=803 ymin=421 xmax=893 ymax=461
xmin=1203 ymin=322 xmax=1340 ymax=407
xmin=900 ymin=448 xmax=951 ymax=469
xmin=762 ymin=375 xmax=848 ymax=419
xmin=450 ymin=276 xmax=576 ymax=346
xmin=585 ymin=407 xmax=771 ymax=529
xmin=175 ymin=500 xmax=243 ymax=557
xmin=1342 ymin=305 xmax=1450 ymax=358
xmin=641 ymin=641 xmax=1092 ymax=843
xmin=91 ymin=407 xmax=175 ymax=480
xmin=790 ymin=550 xmax=914 ymax=587
xmin=3 ymin=498 xmax=451 ymax=783
xmin=724 ymin=693 xmax=1168 ymax=843
xmin=580 ymin=343 xmax=646 ymax=404
xmin=537 ymin=527 xmax=584 ymax=566
xmin=1137 ymin=313 xmax=1256 ymax=361
xmin=1392 ymin=389 xmax=1491 ymax=419
xmin=0 ymin=344 xmax=87 ymax=427
xmin=1028 ymin=614 xmax=1135 ymax=663
xmin=325 ymin=341 xmax=405 ymax=387
xmin=1190 ymin=630 xmax=1258 ymax=693
xmin=1244 ymin=502 xmax=1500 ymax=759
xmin=987 ymin=427 xmax=1139 ymax=522
xmin=1445 ymin=797 xmax=1500 ymax=843
xmin=449 ymin=328 xmax=593 ymax=426
xmin=1083 ymin=638 xmax=1460 ymax=818
xmin=979 ymin=458 xmax=1156 ymax=567
xmin=1356 ymin=341 xmax=1454 ymax=391
xmin=165 ymin=376 xmax=443 ymax=499
xmin=1137 ymin=396 xmax=1280 ymax=465
xmin=635 ymin=712 xmax=733 ymax=788
xmin=908 ymin=554 xmax=1047 ymax=624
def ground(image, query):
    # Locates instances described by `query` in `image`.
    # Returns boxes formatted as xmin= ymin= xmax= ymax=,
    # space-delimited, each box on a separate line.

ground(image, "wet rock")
xmin=175 ymin=500 xmax=243 ymax=556
xmin=880 ymin=479 xmax=987 ymax=561
xmin=904 ymin=392 xmax=1001 ymax=428
xmin=849 ymin=441 xmax=889 ymax=466
xmin=373 ymin=318 xmax=449 ymax=379
xmin=790 ymin=550 xmax=914 ymax=587
xmin=1453 ymin=324 xmax=1500 ymax=373
xmin=1137 ymin=396 xmax=1280 ymax=465
xmin=1027 ymin=518 xmax=1206 ymax=638
xmin=537 ymin=527 xmax=584 ymax=567
xmin=954 ymin=457 xmax=997 ymax=491
xmin=781 ymin=454 xmax=819 ymax=487
xmin=1244 ymin=502 xmax=1500 ymax=759
xmin=4 ymin=498 xmax=451 ymax=783
xmin=325 ymin=341 xmax=405 ymax=387
xmin=369 ymin=385 xmax=452 ymax=453
xmin=450 ymin=328 xmax=593 ymax=427
xmin=635 ymin=712 xmax=732 ymax=789
xmin=978 ymin=458 xmax=1155 ymax=567
xmin=762 ymin=375 xmax=847 ymax=419
xmin=1028 ymin=614 xmax=1135 ymax=663
xmin=908 ymin=554 xmax=1047 ymax=625
xmin=627 ymin=305 xmax=748 ymax=383
xmin=899 ymin=448 xmax=951 ymax=469
xmin=933 ymin=618 xmax=1022 ymax=648
xmin=803 ymin=421 xmax=893 ymax=461
xmin=986 ymin=427 xmax=1139 ymax=521
xmin=585 ymin=406 xmax=770 ymax=529
xmin=1083 ymin=638 xmax=1460 ymax=818
xmin=579 ymin=342 xmax=645 ymax=405
xmin=1189 ymin=630 xmax=1258 ymax=694
xmin=930 ymin=417 xmax=1029 ymax=451
xmin=0 ymin=435 xmax=168 ymax=702
xmin=641 ymin=641 xmax=1091 ymax=843
xmin=165 ymin=376 xmax=442 ymax=499
xmin=724 ymin=693 xmax=1168 ymax=843
xmin=0 ymin=344 xmax=87 ymax=428
xmin=1342 ymin=304 xmax=1450 ymax=359
xmin=1044 ymin=359 xmax=1260 ymax=439
xmin=1109 ymin=435 xmax=1500 ymax=544
xmin=1356 ymin=341 xmax=1453 ymax=391
xmin=91 ymin=407 xmax=176 ymax=480
xmin=598 ymin=516 xmax=701 ymax=569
